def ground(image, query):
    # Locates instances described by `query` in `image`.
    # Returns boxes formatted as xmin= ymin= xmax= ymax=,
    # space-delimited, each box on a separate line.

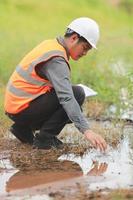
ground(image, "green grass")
xmin=0 ymin=0 xmax=133 ymax=123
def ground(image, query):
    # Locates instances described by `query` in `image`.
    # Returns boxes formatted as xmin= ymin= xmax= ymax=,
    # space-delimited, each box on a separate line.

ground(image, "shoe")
xmin=33 ymin=134 xmax=63 ymax=149
xmin=10 ymin=125 xmax=34 ymax=145
xmin=53 ymin=136 xmax=63 ymax=146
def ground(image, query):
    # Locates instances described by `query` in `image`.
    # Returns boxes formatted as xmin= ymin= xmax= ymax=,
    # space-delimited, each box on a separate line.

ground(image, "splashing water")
xmin=58 ymin=135 xmax=133 ymax=190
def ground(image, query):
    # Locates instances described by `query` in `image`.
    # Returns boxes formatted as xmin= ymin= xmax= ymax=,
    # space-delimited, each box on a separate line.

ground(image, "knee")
xmin=72 ymin=85 xmax=85 ymax=106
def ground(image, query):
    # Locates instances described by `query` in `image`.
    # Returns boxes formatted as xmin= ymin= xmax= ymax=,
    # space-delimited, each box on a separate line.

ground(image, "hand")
xmin=84 ymin=129 xmax=107 ymax=152
xmin=87 ymin=161 xmax=108 ymax=176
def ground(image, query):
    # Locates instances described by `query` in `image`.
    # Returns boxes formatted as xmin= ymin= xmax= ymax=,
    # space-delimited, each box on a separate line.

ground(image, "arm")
xmin=36 ymin=57 xmax=107 ymax=151
xmin=37 ymin=57 xmax=89 ymax=133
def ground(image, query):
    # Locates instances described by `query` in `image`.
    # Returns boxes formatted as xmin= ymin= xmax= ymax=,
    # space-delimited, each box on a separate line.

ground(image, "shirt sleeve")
xmin=36 ymin=57 xmax=89 ymax=133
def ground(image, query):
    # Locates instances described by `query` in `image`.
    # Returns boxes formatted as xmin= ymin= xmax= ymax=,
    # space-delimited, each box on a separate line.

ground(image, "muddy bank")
xmin=0 ymin=120 xmax=133 ymax=200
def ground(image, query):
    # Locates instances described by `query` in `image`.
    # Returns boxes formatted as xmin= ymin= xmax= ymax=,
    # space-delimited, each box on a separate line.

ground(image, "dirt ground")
xmin=0 ymin=116 xmax=133 ymax=199
xmin=0 ymin=136 xmax=133 ymax=200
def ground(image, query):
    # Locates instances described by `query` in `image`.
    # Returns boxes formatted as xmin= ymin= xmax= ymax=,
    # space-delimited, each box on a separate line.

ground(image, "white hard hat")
xmin=67 ymin=17 xmax=100 ymax=49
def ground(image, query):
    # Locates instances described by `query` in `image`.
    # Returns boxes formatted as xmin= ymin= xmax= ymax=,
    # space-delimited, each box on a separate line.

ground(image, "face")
xmin=69 ymin=35 xmax=92 ymax=60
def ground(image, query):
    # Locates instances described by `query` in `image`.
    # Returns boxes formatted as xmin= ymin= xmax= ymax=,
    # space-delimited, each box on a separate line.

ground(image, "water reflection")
xmin=4 ymin=161 xmax=108 ymax=194
xmin=87 ymin=162 xmax=108 ymax=176
xmin=58 ymin=136 xmax=133 ymax=189
xmin=0 ymin=169 xmax=19 ymax=194
xmin=0 ymin=157 xmax=108 ymax=194
xmin=0 ymin=133 xmax=133 ymax=196
xmin=6 ymin=170 xmax=81 ymax=192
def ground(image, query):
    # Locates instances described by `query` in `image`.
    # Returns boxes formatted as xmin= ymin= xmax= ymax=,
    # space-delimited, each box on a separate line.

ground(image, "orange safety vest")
xmin=4 ymin=39 xmax=70 ymax=114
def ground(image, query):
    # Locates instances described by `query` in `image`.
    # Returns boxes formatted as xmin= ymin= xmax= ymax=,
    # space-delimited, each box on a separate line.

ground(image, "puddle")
xmin=0 ymin=122 xmax=133 ymax=199
xmin=0 ymin=157 xmax=19 ymax=194
xmin=59 ymin=135 xmax=133 ymax=190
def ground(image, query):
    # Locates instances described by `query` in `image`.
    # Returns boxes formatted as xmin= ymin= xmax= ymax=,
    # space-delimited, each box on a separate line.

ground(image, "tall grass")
xmin=0 ymin=0 xmax=132 ymax=120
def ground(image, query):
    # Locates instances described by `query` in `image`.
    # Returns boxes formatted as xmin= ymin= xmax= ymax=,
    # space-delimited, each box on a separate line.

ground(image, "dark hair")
xmin=64 ymin=28 xmax=88 ymax=43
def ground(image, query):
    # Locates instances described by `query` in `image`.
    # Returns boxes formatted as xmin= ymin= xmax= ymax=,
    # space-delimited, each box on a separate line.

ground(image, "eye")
xmin=84 ymin=45 xmax=92 ymax=51
xmin=84 ymin=47 xmax=88 ymax=51
xmin=83 ymin=46 xmax=88 ymax=52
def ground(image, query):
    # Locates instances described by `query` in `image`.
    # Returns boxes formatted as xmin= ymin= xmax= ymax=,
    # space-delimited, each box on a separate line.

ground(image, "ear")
xmin=70 ymin=33 xmax=79 ymax=44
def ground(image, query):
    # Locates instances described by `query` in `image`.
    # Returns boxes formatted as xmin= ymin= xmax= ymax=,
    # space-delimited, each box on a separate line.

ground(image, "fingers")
xmin=95 ymin=138 xmax=107 ymax=152
xmin=84 ymin=130 xmax=107 ymax=152
xmin=92 ymin=134 xmax=106 ymax=151
xmin=87 ymin=162 xmax=108 ymax=176
xmin=88 ymin=162 xmax=98 ymax=175
xmin=90 ymin=136 xmax=107 ymax=152
xmin=98 ymin=162 xmax=108 ymax=174
xmin=95 ymin=136 xmax=107 ymax=152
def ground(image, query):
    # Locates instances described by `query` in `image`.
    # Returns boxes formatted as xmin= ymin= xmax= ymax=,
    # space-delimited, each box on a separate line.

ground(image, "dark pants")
xmin=7 ymin=85 xmax=85 ymax=142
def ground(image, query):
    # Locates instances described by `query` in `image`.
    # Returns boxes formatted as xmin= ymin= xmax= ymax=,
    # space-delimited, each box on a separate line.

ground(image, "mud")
xmin=0 ymin=120 xmax=133 ymax=200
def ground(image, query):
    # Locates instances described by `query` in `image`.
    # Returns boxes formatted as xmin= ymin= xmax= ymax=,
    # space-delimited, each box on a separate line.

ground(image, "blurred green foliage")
xmin=0 ymin=0 xmax=133 ymax=118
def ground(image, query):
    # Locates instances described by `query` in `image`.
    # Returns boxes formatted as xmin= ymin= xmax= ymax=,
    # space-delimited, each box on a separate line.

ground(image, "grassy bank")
xmin=0 ymin=0 xmax=132 ymax=130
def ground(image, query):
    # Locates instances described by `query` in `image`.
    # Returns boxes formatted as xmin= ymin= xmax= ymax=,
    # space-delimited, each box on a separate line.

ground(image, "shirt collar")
xmin=56 ymin=36 xmax=70 ymax=60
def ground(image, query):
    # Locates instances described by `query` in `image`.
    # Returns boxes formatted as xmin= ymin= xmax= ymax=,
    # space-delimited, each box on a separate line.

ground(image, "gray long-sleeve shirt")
xmin=35 ymin=37 xmax=89 ymax=133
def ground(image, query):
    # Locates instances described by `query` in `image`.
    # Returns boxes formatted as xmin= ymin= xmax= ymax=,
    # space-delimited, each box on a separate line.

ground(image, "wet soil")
xmin=0 ymin=120 xmax=133 ymax=200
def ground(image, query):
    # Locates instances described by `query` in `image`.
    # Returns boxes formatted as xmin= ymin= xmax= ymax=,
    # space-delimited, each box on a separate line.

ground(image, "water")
xmin=0 ymin=123 xmax=133 ymax=199
xmin=59 ymin=135 xmax=133 ymax=190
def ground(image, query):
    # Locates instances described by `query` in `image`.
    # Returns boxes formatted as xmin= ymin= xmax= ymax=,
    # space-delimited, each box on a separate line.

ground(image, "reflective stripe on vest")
xmin=8 ymin=50 xmax=67 ymax=97
xmin=17 ymin=50 xmax=65 ymax=85
xmin=7 ymin=80 xmax=51 ymax=98
xmin=5 ymin=39 xmax=70 ymax=114
xmin=15 ymin=65 xmax=45 ymax=86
